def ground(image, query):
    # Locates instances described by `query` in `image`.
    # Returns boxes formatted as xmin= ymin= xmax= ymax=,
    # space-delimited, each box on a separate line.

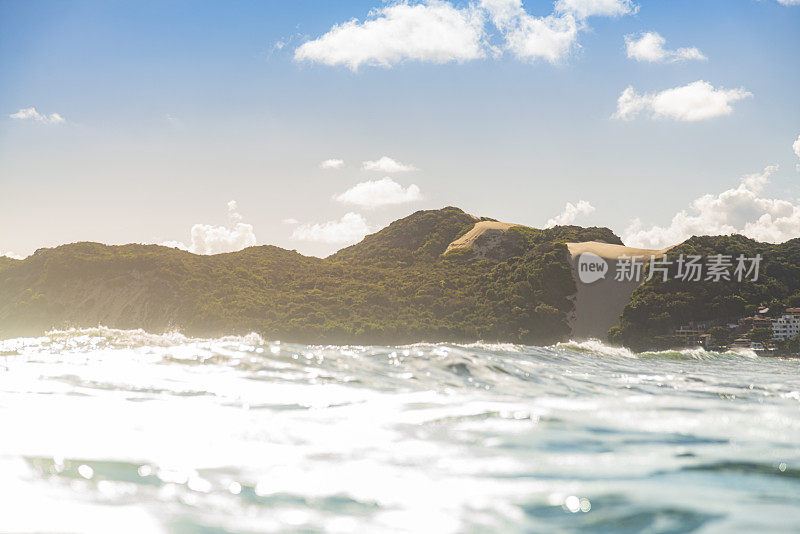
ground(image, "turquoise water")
xmin=1 ymin=328 xmax=799 ymax=533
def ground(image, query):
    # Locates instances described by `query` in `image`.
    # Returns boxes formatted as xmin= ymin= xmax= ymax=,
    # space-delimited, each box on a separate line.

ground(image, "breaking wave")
xmin=1 ymin=328 xmax=799 ymax=533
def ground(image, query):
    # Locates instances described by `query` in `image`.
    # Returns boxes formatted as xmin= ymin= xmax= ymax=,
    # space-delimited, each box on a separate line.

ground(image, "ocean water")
xmin=1 ymin=328 xmax=799 ymax=534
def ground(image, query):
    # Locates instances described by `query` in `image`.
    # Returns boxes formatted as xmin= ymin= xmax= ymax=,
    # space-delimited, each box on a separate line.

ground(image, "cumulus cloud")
xmin=334 ymin=177 xmax=423 ymax=208
xmin=479 ymin=0 xmax=522 ymax=25
xmin=625 ymin=32 xmax=706 ymax=63
xmin=319 ymin=158 xmax=345 ymax=170
xmin=0 ymin=251 xmax=23 ymax=260
xmin=294 ymin=1 xmax=487 ymax=70
xmin=777 ymin=0 xmax=800 ymax=5
xmin=162 ymin=201 xmax=257 ymax=255
xmin=9 ymin=107 xmax=65 ymax=124
xmin=497 ymin=12 xmax=578 ymax=63
xmin=361 ymin=156 xmax=418 ymax=173
xmin=554 ymin=0 xmax=638 ymax=19
xmin=297 ymin=0 xmax=637 ymax=69
xmin=483 ymin=0 xmax=636 ymax=63
xmin=481 ymin=0 xmax=581 ymax=63
xmin=624 ymin=165 xmax=800 ymax=248
xmin=291 ymin=212 xmax=372 ymax=244
xmin=545 ymin=200 xmax=596 ymax=228
xmin=793 ymin=134 xmax=800 ymax=171
xmin=613 ymin=80 xmax=752 ymax=122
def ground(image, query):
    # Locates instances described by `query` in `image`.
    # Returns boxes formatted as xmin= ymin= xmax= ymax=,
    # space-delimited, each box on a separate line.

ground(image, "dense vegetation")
xmin=609 ymin=235 xmax=800 ymax=351
xmin=0 ymin=207 xmax=621 ymax=345
xmin=0 ymin=257 xmax=19 ymax=273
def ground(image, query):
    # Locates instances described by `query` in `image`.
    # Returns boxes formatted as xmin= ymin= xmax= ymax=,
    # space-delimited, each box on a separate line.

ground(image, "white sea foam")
xmin=1 ymin=329 xmax=799 ymax=533
xmin=557 ymin=339 xmax=637 ymax=358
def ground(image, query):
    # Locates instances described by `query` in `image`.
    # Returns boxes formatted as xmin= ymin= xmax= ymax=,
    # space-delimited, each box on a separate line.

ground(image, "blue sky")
xmin=1 ymin=0 xmax=798 ymax=257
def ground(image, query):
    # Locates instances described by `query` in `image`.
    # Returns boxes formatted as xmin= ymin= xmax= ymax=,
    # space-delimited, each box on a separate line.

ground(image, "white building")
xmin=772 ymin=315 xmax=800 ymax=341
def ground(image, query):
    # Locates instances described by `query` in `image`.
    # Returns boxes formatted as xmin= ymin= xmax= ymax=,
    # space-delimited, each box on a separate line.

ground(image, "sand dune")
xmin=566 ymin=242 xmax=670 ymax=340
xmin=444 ymin=221 xmax=521 ymax=257
xmin=566 ymin=241 xmax=670 ymax=260
xmin=445 ymin=220 xmax=672 ymax=341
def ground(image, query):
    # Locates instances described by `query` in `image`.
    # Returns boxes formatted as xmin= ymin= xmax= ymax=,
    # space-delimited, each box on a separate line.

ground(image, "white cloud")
xmin=165 ymin=114 xmax=184 ymax=129
xmin=479 ymin=0 xmax=523 ymax=26
xmin=319 ymin=158 xmax=345 ymax=169
xmin=334 ymin=177 xmax=423 ymax=208
xmin=625 ymin=32 xmax=706 ymax=63
xmin=297 ymin=0 xmax=637 ymax=69
xmin=614 ymin=81 xmax=752 ymax=122
xmin=624 ymin=165 xmax=800 ymax=248
xmin=361 ymin=156 xmax=418 ymax=172
xmin=162 ymin=201 xmax=257 ymax=255
xmin=0 ymin=251 xmax=23 ymax=260
xmin=9 ymin=107 xmax=65 ymax=124
xmin=545 ymin=200 xmax=595 ymax=228
xmin=482 ymin=0 xmax=637 ymax=64
xmin=294 ymin=1 xmax=487 ymax=70
xmin=554 ymin=0 xmax=638 ymax=19
xmin=777 ymin=0 xmax=800 ymax=5
xmin=793 ymin=134 xmax=800 ymax=171
xmin=291 ymin=212 xmax=372 ymax=244
xmin=505 ymin=14 xmax=579 ymax=63
xmin=481 ymin=0 xmax=579 ymax=63
xmin=282 ymin=218 xmax=299 ymax=225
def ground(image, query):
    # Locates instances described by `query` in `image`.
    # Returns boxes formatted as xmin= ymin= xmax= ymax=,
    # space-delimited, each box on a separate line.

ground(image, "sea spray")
xmin=1 ymin=328 xmax=799 ymax=533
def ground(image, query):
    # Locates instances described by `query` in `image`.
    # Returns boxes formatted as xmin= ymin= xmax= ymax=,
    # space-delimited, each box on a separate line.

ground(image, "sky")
xmin=0 ymin=0 xmax=799 ymax=258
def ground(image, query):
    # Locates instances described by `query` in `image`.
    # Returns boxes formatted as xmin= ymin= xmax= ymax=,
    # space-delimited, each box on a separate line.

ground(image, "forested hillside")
xmin=610 ymin=235 xmax=800 ymax=350
xmin=0 ymin=207 xmax=620 ymax=345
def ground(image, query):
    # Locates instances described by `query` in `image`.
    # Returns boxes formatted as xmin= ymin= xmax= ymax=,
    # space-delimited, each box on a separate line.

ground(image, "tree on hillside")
xmin=777 ymin=335 xmax=800 ymax=355
xmin=749 ymin=327 xmax=773 ymax=348
xmin=708 ymin=326 xmax=734 ymax=348
xmin=787 ymin=292 xmax=800 ymax=308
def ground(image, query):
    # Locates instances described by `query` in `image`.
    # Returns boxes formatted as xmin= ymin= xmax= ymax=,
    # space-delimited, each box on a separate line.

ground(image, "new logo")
xmin=578 ymin=252 xmax=608 ymax=284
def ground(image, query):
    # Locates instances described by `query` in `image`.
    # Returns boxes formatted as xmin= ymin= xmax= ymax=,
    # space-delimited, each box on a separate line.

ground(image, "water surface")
xmin=1 ymin=328 xmax=799 ymax=533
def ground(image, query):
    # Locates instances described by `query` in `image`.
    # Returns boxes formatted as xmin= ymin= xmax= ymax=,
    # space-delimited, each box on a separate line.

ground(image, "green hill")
xmin=609 ymin=235 xmax=800 ymax=351
xmin=0 ymin=207 xmax=620 ymax=344
xmin=329 ymin=206 xmax=479 ymax=264
xmin=0 ymin=256 xmax=19 ymax=273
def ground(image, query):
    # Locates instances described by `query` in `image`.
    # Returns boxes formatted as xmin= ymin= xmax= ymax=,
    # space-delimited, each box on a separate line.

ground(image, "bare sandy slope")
xmin=566 ymin=241 xmax=670 ymax=261
xmin=444 ymin=221 xmax=521 ymax=258
xmin=444 ymin=220 xmax=671 ymax=341
xmin=566 ymin=242 xmax=670 ymax=340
